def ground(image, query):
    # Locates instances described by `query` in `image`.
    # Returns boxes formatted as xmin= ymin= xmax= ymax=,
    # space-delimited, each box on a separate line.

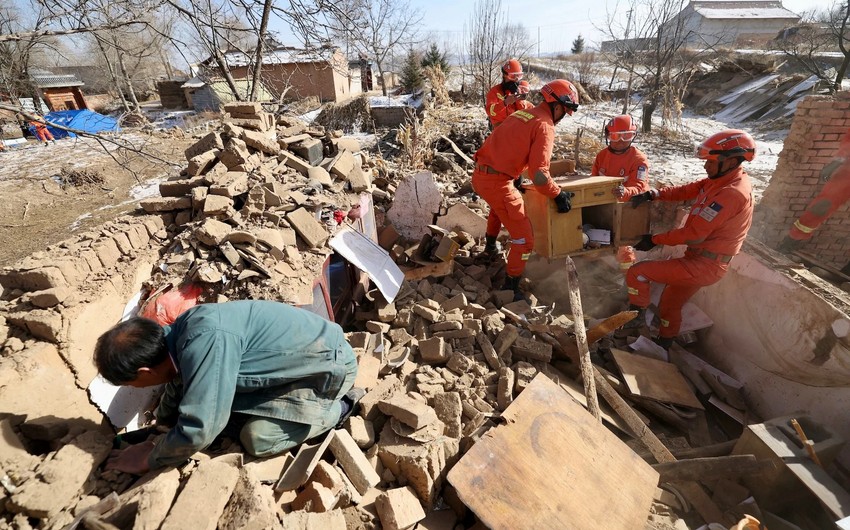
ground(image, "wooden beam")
xmin=400 ymin=260 xmax=453 ymax=281
xmin=440 ymin=135 xmax=474 ymax=166
xmin=565 ymin=256 xmax=600 ymax=421
xmin=652 ymin=455 xmax=775 ymax=483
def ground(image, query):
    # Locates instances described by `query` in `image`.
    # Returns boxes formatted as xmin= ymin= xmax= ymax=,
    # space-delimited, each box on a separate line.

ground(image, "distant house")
xmin=200 ymin=44 xmax=357 ymax=103
xmin=668 ymin=0 xmax=801 ymax=48
xmin=30 ymin=70 xmax=89 ymax=111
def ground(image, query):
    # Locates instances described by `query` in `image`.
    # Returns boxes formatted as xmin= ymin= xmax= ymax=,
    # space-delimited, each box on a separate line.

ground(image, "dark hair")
xmin=94 ymin=317 xmax=168 ymax=384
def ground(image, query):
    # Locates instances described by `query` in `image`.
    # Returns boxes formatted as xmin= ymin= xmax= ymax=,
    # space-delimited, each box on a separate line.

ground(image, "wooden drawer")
xmin=557 ymin=176 xmax=622 ymax=208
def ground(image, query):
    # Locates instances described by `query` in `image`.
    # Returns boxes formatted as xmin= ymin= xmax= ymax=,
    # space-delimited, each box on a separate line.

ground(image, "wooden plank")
xmin=652 ymin=455 xmax=774 ymax=482
xmin=792 ymin=250 xmax=850 ymax=283
xmin=612 ymin=349 xmax=703 ymax=410
xmin=439 ymin=135 xmax=474 ymax=166
xmin=400 ymin=260 xmax=453 ymax=281
xmin=447 ymin=374 xmax=658 ymax=530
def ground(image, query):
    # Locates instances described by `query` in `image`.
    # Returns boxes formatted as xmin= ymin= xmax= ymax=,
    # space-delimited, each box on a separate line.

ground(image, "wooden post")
xmin=652 ymin=455 xmax=774 ymax=482
xmin=565 ymin=256 xmax=600 ymax=421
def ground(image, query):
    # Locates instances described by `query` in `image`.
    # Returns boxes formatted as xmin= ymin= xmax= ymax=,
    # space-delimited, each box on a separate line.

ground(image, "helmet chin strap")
xmin=709 ymin=157 xmax=743 ymax=179
xmin=607 ymin=142 xmax=632 ymax=155
xmin=549 ymin=102 xmax=564 ymax=124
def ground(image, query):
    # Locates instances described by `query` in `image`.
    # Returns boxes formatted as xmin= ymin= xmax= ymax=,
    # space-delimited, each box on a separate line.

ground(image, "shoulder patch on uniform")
xmin=513 ymin=110 xmax=534 ymax=122
xmin=637 ymin=165 xmax=647 ymax=181
xmin=698 ymin=201 xmax=723 ymax=222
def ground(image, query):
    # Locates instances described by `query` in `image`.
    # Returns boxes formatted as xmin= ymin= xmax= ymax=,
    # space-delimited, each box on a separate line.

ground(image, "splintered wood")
xmin=447 ymin=374 xmax=658 ymax=530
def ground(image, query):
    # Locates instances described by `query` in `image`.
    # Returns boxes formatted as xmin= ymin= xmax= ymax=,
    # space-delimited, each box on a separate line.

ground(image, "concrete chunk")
xmin=187 ymin=149 xmax=218 ymax=176
xmin=9 ymin=431 xmax=111 ymax=519
xmin=242 ymin=129 xmax=280 ymax=155
xmin=328 ymin=429 xmax=380 ymax=495
xmin=286 ymin=208 xmax=329 ymax=248
xmin=376 ymin=486 xmax=426 ymax=530
xmin=161 ymin=460 xmax=239 ymax=530
xmin=132 ymin=469 xmax=181 ymax=530
xmin=195 ymin=218 xmax=232 ymax=246
xmin=378 ymin=394 xmax=438 ymax=429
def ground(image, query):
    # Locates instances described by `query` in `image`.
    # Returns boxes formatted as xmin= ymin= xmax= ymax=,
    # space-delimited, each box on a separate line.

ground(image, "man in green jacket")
xmin=95 ymin=300 xmax=359 ymax=474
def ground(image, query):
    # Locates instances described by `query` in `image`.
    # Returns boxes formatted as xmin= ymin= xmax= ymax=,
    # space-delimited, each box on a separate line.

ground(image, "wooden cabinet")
xmin=523 ymin=175 xmax=651 ymax=258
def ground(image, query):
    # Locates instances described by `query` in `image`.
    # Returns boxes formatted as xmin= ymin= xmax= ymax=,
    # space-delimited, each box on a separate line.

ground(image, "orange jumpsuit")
xmin=485 ymin=84 xmax=532 ymax=127
xmin=626 ymin=167 xmax=754 ymax=338
xmin=30 ymin=121 xmax=54 ymax=143
xmin=473 ymin=103 xmax=561 ymax=277
xmin=788 ymin=130 xmax=850 ymax=242
xmin=591 ymin=145 xmax=651 ymax=201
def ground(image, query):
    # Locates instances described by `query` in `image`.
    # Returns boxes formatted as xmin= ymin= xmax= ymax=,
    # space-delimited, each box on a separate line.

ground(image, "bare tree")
xmin=463 ymin=0 xmax=532 ymax=104
xmin=600 ymin=0 xmax=718 ymax=132
xmin=325 ymin=0 xmax=423 ymax=97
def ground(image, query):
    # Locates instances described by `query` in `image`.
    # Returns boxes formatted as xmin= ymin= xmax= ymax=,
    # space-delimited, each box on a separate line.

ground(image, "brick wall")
xmin=752 ymin=93 xmax=850 ymax=269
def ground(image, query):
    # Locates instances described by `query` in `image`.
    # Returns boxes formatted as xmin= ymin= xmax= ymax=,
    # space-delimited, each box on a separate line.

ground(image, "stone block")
xmin=203 ymin=194 xmax=235 ymax=216
xmin=280 ymin=510 xmax=346 ymax=530
xmin=376 ymin=486 xmax=426 ymax=530
xmin=210 ymin=172 xmax=250 ymax=198
xmin=378 ymin=394 xmax=438 ymax=429
xmin=418 ymin=337 xmax=450 ymax=364
xmin=279 ymin=150 xmax=314 ymax=175
xmin=224 ymin=101 xmax=262 ymax=116
xmin=186 ymin=149 xmax=218 ymax=176
xmin=345 ymin=416 xmax=375 ymax=449
xmin=307 ymin=166 xmax=333 ymax=188
xmin=242 ymin=128 xmax=280 ymax=155
xmin=161 ymin=460 xmax=239 ymax=530
xmin=432 ymin=391 xmax=462 ymax=434
xmin=291 ymin=481 xmax=338 ymax=513
xmin=330 ymin=150 xmax=356 ymax=179
xmin=287 ymin=208 xmax=329 ymax=248
xmin=140 ymin=197 xmax=192 ymax=213
xmin=292 ymin=138 xmax=324 ymax=166
xmin=328 ymin=429 xmax=380 ymax=495
xmin=28 ymin=286 xmax=71 ymax=308
xmin=0 ymin=266 xmax=67 ymax=292
xmin=497 ymin=366 xmax=515 ymax=411
xmin=195 ymin=218 xmax=232 ymax=246
xmin=159 ymin=175 xmax=207 ymax=197
xmin=511 ymin=335 xmax=553 ymax=362
xmin=185 ymin=132 xmax=224 ymax=161
xmin=347 ymin=164 xmax=371 ymax=192
xmin=112 ymin=230 xmax=134 ymax=255
xmin=133 ymin=468 xmax=181 ymax=530
xmin=8 ymin=431 xmax=111 ymax=518
xmin=219 ymin=138 xmax=251 ymax=169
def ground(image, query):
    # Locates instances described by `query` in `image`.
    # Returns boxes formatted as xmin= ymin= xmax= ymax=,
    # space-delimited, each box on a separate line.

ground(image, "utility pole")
xmin=538 ymin=26 xmax=541 ymax=58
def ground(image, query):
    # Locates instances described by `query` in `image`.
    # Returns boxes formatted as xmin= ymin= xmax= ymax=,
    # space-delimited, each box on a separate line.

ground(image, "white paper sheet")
xmin=329 ymin=225 xmax=404 ymax=302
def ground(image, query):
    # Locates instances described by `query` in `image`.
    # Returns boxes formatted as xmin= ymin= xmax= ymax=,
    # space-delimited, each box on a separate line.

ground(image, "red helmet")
xmin=697 ymin=129 xmax=756 ymax=162
xmin=604 ymin=115 xmax=637 ymax=143
xmin=541 ymin=79 xmax=579 ymax=115
xmin=501 ymin=59 xmax=523 ymax=81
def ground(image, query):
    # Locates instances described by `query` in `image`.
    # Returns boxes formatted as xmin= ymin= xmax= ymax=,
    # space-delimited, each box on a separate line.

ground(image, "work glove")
xmin=613 ymin=184 xmax=626 ymax=199
xmin=513 ymin=177 xmax=526 ymax=194
xmin=554 ymin=191 xmax=574 ymax=213
xmin=820 ymin=158 xmax=844 ymax=182
xmin=634 ymin=234 xmax=656 ymax=252
xmin=630 ymin=189 xmax=658 ymax=209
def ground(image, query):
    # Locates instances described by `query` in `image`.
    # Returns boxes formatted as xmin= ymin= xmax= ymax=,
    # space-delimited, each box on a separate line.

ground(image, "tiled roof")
xmin=31 ymin=73 xmax=84 ymax=89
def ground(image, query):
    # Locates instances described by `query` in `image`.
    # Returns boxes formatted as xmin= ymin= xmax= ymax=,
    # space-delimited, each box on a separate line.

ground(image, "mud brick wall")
xmin=752 ymin=93 xmax=850 ymax=269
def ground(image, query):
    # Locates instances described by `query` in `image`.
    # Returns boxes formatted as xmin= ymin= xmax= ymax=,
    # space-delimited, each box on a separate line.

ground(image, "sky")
xmin=266 ymin=0 xmax=839 ymax=59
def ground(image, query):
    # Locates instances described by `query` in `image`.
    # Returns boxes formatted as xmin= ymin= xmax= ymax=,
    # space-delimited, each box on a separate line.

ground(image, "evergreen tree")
xmin=571 ymin=34 xmax=585 ymax=55
xmin=421 ymin=43 xmax=450 ymax=74
xmin=400 ymin=49 xmax=425 ymax=94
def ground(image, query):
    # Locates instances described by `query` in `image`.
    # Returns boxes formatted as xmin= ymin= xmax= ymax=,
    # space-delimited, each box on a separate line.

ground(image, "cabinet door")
xmin=614 ymin=203 xmax=651 ymax=246
xmin=551 ymin=207 xmax=584 ymax=257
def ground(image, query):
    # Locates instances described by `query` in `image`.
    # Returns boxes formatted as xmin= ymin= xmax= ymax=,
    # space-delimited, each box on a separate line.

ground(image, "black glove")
xmin=513 ymin=177 xmax=525 ymax=194
xmin=630 ymin=190 xmax=655 ymax=209
xmin=554 ymin=191 xmax=574 ymax=213
xmin=820 ymin=159 xmax=844 ymax=182
xmin=634 ymin=234 xmax=656 ymax=251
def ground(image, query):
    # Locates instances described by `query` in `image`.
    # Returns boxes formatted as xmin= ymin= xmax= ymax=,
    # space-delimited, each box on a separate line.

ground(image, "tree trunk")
xmin=214 ymin=49 xmax=242 ymax=101
xmin=623 ymin=72 xmax=633 ymax=115
xmin=94 ymin=40 xmax=130 ymax=113
xmin=375 ymin=57 xmax=387 ymax=97
xmin=835 ymin=54 xmax=850 ymax=92
xmin=116 ymin=50 xmax=140 ymax=112
xmin=642 ymin=101 xmax=655 ymax=133
xmin=249 ymin=0 xmax=273 ymax=101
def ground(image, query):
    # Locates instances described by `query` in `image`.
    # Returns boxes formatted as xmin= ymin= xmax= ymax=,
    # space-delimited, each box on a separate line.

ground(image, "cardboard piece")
xmin=447 ymin=374 xmax=658 ymax=530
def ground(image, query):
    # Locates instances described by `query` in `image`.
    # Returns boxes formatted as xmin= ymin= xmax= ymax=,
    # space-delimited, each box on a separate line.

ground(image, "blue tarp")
xmin=28 ymin=109 xmax=120 ymax=139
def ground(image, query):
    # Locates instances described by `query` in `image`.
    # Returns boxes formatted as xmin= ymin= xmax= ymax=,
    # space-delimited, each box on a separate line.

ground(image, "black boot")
xmin=778 ymin=236 xmax=803 ymax=254
xmin=654 ymin=336 xmax=674 ymax=350
xmin=502 ymin=275 xmax=526 ymax=302
xmin=620 ymin=305 xmax=646 ymax=330
xmin=484 ymin=234 xmax=497 ymax=254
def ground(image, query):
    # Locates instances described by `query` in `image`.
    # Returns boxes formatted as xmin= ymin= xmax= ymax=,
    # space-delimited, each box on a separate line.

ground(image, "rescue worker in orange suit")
xmin=29 ymin=115 xmax=55 ymax=146
xmin=591 ymin=115 xmax=650 ymax=201
xmin=779 ymin=130 xmax=850 ymax=266
xmin=473 ymin=79 xmax=580 ymax=299
xmin=485 ymin=59 xmax=526 ymax=128
xmin=621 ymin=130 xmax=756 ymax=350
